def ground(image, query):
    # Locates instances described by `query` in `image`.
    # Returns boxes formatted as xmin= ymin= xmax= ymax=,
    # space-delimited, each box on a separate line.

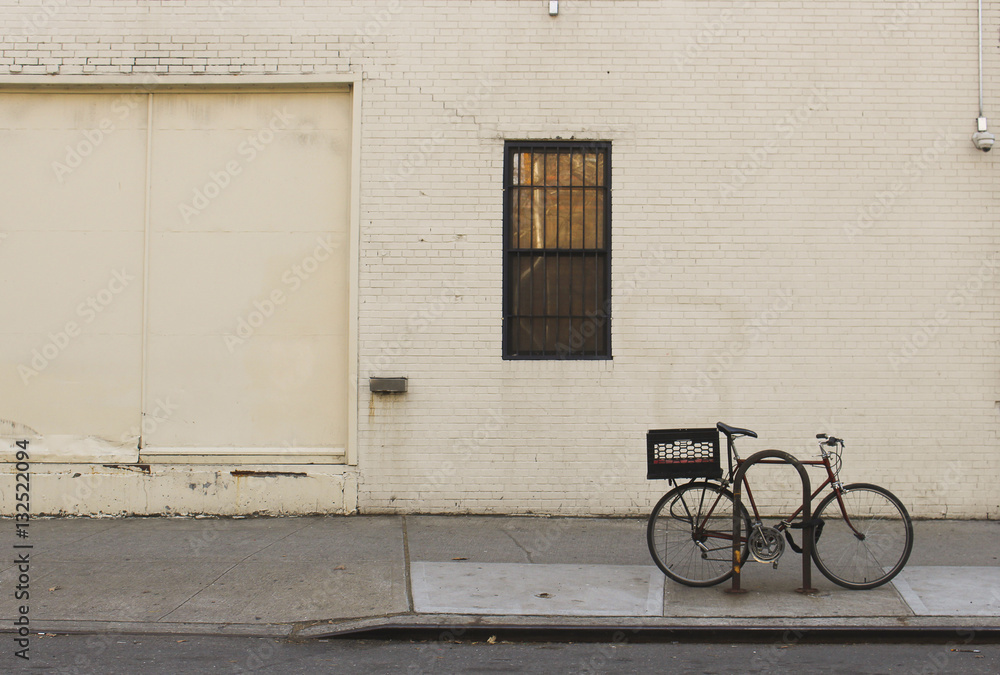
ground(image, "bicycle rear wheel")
xmin=647 ymin=482 xmax=751 ymax=587
xmin=811 ymin=483 xmax=913 ymax=590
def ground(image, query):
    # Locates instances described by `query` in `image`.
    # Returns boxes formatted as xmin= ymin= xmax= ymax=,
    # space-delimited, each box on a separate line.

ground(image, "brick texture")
xmin=2 ymin=1 xmax=998 ymax=517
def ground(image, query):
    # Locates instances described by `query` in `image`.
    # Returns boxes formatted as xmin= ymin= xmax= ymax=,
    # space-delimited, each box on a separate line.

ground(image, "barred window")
xmin=503 ymin=141 xmax=611 ymax=359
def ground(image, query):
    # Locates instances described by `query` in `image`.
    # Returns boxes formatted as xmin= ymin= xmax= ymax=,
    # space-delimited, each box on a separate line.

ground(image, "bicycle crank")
xmin=748 ymin=524 xmax=785 ymax=567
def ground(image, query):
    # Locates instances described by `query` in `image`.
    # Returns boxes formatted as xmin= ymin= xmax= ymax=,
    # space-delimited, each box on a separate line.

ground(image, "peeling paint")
xmin=0 ymin=463 xmax=358 ymax=516
xmin=230 ymin=470 xmax=308 ymax=478
xmin=102 ymin=464 xmax=151 ymax=474
xmin=0 ymin=433 xmax=138 ymax=463
xmin=0 ymin=419 xmax=40 ymax=437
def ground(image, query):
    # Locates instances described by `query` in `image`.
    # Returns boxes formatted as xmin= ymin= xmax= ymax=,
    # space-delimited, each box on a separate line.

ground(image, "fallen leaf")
xmin=536 ymin=592 xmax=552 ymax=598
xmin=334 ymin=565 xmax=346 ymax=570
xmin=48 ymin=586 xmax=60 ymax=592
xmin=452 ymin=557 xmax=468 ymax=561
xmin=486 ymin=635 xmax=496 ymax=644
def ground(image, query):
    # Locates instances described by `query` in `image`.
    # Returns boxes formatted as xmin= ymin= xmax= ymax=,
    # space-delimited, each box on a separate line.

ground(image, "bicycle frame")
xmin=705 ymin=434 xmax=864 ymax=542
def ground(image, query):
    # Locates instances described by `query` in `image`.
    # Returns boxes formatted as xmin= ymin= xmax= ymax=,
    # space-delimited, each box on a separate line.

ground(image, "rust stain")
xmin=230 ymin=470 xmax=307 ymax=478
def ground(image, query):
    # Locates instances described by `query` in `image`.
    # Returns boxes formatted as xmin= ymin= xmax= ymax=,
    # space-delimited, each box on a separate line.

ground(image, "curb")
xmin=315 ymin=623 xmax=1000 ymax=644
xmin=0 ymin=620 xmax=293 ymax=639
xmin=296 ymin=614 xmax=1000 ymax=643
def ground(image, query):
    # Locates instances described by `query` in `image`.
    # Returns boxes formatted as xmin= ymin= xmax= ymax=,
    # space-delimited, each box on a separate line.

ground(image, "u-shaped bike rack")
xmin=727 ymin=449 xmax=817 ymax=595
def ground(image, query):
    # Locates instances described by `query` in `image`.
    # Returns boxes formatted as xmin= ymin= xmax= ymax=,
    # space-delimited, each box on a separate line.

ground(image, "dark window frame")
xmin=502 ymin=140 xmax=612 ymax=360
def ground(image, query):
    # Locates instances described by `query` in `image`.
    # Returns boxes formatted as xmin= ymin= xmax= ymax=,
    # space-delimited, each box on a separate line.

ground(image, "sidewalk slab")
xmin=659 ymin=557 xmax=910 ymax=618
xmin=892 ymin=567 xmax=1000 ymax=616
xmin=0 ymin=560 xmax=236 ymax=622
xmin=405 ymin=515 xmax=650 ymax=565
xmin=907 ymin=521 xmax=1000 ymax=566
xmin=161 ymin=561 xmax=407 ymax=624
xmin=1 ymin=515 xmax=409 ymax=628
xmin=2 ymin=515 xmax=1000 ymax=640
xmin=411 ymin=562 xmax=663 ymax=616
xmin=34 ymin=517 xmax=307 ymax=563
xmin=241 ymin=515 xmax=405 ymax=564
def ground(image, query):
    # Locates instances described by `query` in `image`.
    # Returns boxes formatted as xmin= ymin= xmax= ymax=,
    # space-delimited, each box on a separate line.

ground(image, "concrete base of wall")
xmin=0 ymin=463 xmax=358 ymax=516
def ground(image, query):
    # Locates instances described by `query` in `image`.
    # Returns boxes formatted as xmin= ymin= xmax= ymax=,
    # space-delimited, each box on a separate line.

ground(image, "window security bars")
xmin=503 ymin=141 xmax=611 ymax=359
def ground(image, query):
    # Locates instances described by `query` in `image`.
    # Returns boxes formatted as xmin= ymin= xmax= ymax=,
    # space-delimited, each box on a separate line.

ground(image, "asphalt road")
xmin=6 ymin=634 xmax=1000 ymax=674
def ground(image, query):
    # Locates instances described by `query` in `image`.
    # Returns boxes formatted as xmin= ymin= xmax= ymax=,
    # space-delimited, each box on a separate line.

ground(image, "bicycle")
xmin=646 ymin=422 xmax=913 ymax=590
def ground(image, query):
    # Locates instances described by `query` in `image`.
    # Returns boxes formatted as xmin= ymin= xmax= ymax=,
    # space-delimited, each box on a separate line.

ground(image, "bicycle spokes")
xmin=811 ymin=485 xmax=913 ymax=590
xmin=647 ymin=482 xmax=751 ymax=587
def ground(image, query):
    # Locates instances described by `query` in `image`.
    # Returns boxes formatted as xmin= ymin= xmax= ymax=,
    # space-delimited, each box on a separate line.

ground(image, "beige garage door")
xmin=0 ymin=89 xmax=353 ymax=462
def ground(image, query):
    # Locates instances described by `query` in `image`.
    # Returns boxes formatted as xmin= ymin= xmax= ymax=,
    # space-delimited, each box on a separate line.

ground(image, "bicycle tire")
xmin=811 ymin=483 xmax=913 ymax=590
xmin=647 ymin=481 xmax=752 ymax=587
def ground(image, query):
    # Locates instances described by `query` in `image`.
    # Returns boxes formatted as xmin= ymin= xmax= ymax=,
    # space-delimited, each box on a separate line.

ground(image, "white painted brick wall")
xmin=2 ymin=1 xmax=998 ymax=517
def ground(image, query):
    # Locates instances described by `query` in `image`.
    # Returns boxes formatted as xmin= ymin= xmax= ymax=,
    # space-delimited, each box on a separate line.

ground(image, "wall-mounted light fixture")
xmin=549 ymin=1 xmax=559 ymax=16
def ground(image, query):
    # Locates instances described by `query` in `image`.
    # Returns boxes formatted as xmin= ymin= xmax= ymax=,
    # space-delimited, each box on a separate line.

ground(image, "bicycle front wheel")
xmin=647 ymin=482 xmax=751 ymax=587
xmin=811 ymin=483 xmax=913 ymax=590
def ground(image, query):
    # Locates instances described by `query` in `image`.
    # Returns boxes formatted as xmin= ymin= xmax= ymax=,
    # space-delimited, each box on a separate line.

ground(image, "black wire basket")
xmin=646 ymin=428 xmax=722 ymax=480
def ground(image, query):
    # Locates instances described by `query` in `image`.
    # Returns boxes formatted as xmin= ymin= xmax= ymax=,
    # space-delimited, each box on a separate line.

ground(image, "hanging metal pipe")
xmin=979 ymin=0 xmax=984 ymax=117
xmin=972 ymin=0 xmax=994 ymax=151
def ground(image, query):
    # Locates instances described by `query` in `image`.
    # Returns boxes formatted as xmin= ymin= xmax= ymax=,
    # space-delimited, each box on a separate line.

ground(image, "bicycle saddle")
xmin=716 ymin=421 xmax=758 ymax=438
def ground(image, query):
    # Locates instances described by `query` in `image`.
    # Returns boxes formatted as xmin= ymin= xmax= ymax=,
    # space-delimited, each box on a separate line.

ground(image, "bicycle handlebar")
xmin=816 ymin=433 xmax=843 ymax=446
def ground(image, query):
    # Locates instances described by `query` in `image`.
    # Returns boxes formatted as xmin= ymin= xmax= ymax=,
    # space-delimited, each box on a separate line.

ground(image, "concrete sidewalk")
xmin=2 ymin=516 xmax=999 ymax=640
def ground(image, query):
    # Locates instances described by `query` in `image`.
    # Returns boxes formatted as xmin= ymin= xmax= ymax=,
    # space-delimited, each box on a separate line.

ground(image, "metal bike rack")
xmin=727 ymin=449 xmax=817 ymax=595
